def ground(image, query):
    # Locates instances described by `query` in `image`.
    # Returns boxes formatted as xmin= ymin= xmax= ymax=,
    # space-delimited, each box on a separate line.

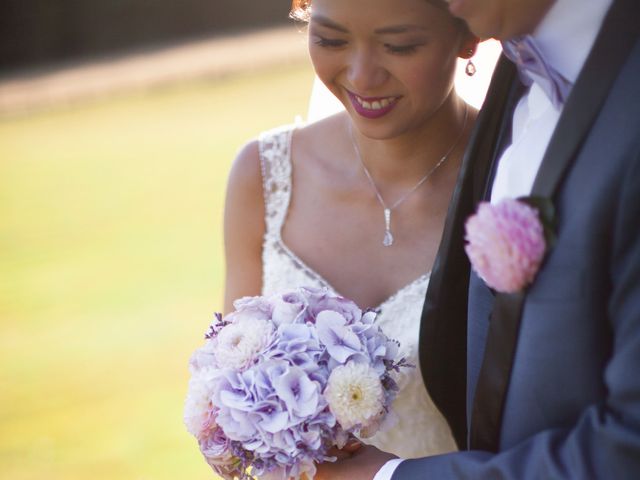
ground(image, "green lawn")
xmin=0 ymin=62 xmax=314 ymax=480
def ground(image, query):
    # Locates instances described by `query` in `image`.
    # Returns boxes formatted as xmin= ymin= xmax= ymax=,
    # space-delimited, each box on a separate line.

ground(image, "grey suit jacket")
xmin=396 ymin=0 xmax=640 ymax=477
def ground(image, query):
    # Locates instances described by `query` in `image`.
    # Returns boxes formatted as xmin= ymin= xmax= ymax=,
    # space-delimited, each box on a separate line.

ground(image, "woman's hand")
xmin=326 ymin=437 xmax=364 ymax=460
xmin=313 ymin=444 xmax=397 ymax=480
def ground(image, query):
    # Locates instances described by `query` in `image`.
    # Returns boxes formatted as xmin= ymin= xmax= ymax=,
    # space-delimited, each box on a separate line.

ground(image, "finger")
xmin=326 ymin=446 xmax=353 ymax=460
xmin=342 ymin=438 xmax=364 ymax=453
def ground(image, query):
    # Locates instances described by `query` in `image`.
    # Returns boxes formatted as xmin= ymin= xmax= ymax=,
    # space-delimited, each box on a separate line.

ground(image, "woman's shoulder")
xmin=255 ymin=113 xmax=347 ymax=156
xmin=228 ymin=138 xmax=262 ymax=197
xmin=291 ymin=112 xmax=350 ymax=174
xmin=229 ymin=112 xmax=348 ymax=192
xmin=294 ymin=111 xmax=347 ymax=151
xmin=226 ymin=119 xmax=302 ymax=208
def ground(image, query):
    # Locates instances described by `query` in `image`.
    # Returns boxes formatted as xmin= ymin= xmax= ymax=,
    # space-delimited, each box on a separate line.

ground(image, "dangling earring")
xmin=465 ymin=59 xmax=477 ymax=76
xmin=465 ymin=49 xmax=476 ymax=77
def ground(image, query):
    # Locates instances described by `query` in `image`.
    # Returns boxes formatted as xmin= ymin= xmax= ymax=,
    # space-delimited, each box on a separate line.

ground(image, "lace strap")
xmin=258 ymin=125 xmax=295 ymax=236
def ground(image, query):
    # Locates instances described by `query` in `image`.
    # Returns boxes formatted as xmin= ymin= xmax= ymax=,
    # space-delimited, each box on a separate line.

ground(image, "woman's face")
xmin=308 ymin=0 xmax=471 ymax=139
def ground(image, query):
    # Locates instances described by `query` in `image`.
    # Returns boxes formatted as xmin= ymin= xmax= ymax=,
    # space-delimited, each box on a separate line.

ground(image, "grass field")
xmin=0 ymin=62 xmax=314 ymax=480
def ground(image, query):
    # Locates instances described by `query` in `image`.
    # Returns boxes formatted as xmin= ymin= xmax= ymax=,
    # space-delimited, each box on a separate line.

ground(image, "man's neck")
xmin=502 ymin=0 xmax=555 ymax=39
xmin=531 ymin=0 xmax=613 ymax=83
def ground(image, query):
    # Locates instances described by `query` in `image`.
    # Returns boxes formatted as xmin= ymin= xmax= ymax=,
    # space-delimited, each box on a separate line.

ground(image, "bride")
xmin=222 ymin=0 xmax=479 ymax=468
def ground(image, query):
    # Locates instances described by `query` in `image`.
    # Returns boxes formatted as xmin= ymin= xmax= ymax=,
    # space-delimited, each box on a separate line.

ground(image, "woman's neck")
xmin=348 ymin=94 xmax=470 ymax=186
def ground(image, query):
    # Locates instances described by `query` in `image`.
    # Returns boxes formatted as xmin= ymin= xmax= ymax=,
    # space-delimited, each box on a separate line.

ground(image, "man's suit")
xmin=394 ymin=0 xmax=640 ymax=477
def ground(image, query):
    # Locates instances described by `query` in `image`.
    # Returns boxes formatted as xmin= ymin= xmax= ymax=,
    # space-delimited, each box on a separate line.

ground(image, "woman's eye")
xmin=313 ymin=36 xmax=348 ymax=48
xmin=384 ymin=44 xmax=421 ymax=55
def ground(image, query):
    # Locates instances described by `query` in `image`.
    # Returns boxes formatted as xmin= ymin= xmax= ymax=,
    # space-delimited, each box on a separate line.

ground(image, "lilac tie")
xmin=502 ymin=36 xmax=572 ymax=109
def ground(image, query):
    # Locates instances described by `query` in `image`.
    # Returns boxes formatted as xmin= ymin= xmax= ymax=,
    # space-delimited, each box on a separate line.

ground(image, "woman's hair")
xmin=290 ymin=0 xmax=468 ymax=33
xmin=290 ymin=0 xmax=311 ymax=22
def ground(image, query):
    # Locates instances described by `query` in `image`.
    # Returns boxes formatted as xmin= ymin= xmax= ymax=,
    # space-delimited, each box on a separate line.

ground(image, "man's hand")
xmin=314 ymin=444 xmax=397 ymax=480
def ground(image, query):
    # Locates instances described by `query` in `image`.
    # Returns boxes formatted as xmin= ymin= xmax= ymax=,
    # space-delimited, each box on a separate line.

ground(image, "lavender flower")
xmin=200 ymin=422 xmax=235 ymax=466
xmin=316 ymin=310 xmax=364 ymax=364
xmin=270 ymin=290 xmax=309 ymax=325
xmin=304 ymin=288 xmax=363 ymax=324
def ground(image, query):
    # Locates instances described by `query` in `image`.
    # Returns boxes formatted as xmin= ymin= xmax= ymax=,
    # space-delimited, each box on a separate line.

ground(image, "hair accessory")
xmin=351 ymin=105 xmax=468 ymax=247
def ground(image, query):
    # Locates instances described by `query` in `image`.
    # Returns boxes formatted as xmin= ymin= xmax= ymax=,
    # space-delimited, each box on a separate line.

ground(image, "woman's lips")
xmin=346 ymin=91 xmax=400 ymax=119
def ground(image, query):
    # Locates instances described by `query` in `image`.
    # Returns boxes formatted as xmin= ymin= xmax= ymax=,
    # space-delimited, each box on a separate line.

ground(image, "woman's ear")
xmin=458 ymin=35 xmax=480 ymax=59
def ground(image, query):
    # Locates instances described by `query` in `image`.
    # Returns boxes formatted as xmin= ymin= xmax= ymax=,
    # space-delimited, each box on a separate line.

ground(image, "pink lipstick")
xmin=347 ymin=91 xmax=400 ymax=119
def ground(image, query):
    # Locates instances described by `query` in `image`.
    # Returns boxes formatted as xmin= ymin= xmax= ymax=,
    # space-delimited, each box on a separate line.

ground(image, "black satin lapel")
xmin=470 ymin=292 xmax=525 ymax=450
xmin=419 ymin=57 xmax=518 ymax=448
xmin=470 ymin=0 xmax=640 ymax=452
xmin=479 ymin=76 xmax=526 ymax=202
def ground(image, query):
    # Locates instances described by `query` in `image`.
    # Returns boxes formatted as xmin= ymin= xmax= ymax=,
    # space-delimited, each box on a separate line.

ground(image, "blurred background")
xmin=0 ymin=1 xmax=498 ymax=479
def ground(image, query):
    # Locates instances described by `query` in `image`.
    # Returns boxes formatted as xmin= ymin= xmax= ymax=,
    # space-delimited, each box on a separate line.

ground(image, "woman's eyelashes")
xmin=384 ymin=43 xmax=424 ymax=55
xmin=313 ymin=35 xmax=425 ymax=55
xmin=313 ymin=36 xmax=348 ymax=48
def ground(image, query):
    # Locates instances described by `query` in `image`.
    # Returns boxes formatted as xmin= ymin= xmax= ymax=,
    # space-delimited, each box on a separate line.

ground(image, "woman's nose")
xmin=346 ymin=48 xmax=388 ymax=93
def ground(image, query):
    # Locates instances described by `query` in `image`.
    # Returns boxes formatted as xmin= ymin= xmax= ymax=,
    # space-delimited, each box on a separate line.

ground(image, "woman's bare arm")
xmin=222 ymin=140 xmax=265 ymax=313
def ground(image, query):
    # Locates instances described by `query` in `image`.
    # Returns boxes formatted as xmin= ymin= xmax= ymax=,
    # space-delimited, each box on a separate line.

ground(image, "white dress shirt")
xmin=490 ymin=0 xmax=612 ymax=202
xmin=374 ymin=0 xmax=612 ymax=478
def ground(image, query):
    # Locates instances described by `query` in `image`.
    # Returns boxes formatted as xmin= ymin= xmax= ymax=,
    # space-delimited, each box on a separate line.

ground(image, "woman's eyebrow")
xmin=309 ymin=15 xmax=349 ymax=33
xmin=374 ymin=24 xmax=429 ymax=34
xmin=310 ymin=16 xmax=429 ymax=35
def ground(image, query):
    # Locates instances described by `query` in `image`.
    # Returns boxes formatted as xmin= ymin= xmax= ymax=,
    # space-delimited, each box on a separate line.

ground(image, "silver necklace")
xmin=351 ymin=106 xmax=468 ymax=247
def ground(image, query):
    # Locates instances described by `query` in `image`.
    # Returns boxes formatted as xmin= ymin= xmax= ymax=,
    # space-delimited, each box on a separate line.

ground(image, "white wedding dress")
xmin=258 ymin=124 xmax=458 ymax=459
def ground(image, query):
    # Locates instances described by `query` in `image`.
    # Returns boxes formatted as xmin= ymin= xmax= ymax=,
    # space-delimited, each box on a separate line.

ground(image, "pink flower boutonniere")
xmin=464 ymin=197 xmax=556 ymax=294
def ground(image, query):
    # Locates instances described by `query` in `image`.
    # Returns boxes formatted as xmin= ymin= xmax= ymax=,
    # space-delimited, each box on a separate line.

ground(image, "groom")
xmin=315 ymin=0 xmax=640 ymax=478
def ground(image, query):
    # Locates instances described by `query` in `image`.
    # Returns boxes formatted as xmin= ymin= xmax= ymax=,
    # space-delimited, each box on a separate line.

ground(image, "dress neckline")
xmin=262 ymin=124 xmax=431 ymax=311
xmin=275 ymin=234 xmax=430 ymax=311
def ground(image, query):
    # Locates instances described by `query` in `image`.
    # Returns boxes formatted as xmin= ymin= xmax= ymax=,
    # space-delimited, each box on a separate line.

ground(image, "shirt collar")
xmin=532 ymin=0 xmax=613 ymax=83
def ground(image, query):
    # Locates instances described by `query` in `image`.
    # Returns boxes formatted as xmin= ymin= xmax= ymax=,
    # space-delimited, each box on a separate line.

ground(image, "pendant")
xmin=383 ymin=230 xmax=394 ymax=247
xmin=383 ymin=208 xmax=394 ymax=247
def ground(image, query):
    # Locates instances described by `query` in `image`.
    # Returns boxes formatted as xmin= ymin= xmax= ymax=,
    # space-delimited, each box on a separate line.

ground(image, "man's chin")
xmin=445 ymin=0 xmax=475 ymax=20
xmin=446 ymin=0 xmax=556 ymax=40
xmin=445 ymin=0 xmax=494 ymax=39
xmin=447 ymin=9 xmax=510 ymax=40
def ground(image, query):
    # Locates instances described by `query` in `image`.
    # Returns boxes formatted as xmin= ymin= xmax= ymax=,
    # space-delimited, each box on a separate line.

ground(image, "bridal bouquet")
xmin=184 ymin=287 xmax=410 ymax=480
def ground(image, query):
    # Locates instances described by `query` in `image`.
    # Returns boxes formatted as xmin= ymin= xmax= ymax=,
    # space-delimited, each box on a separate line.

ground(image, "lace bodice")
xmin=259 ymin=125 xmax=457 ymax=458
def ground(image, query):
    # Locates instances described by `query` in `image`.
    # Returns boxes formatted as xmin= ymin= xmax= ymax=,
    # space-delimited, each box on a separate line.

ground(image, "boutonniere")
xmin=464 ymin=196 xmax=557 ymax=294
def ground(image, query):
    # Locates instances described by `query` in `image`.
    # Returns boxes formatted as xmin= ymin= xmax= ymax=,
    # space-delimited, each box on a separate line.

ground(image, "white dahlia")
xmin=184 ymin=370 xmax=218 ymax=437
xmin=324 ymin=361 xmax=384 ymax=431
xmin=214 ymin=317 xmax=274 ymax=370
